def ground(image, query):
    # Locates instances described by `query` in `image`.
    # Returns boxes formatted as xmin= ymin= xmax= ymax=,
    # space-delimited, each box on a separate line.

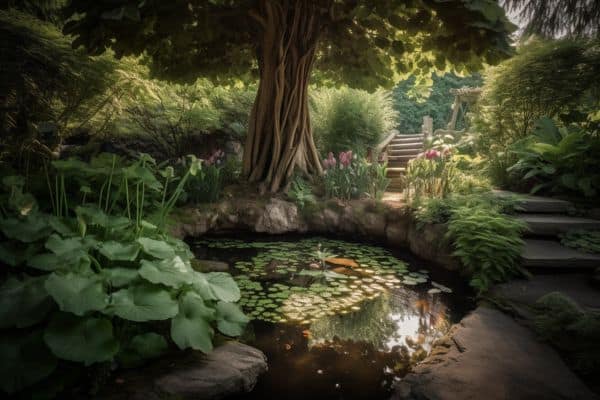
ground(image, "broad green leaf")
xmin=137 ymin=237 xmax=175 ymax=259
xmin=139 ymin=256 xmax=194 ymax=288
xmin=206 ymin=272 xmax=241 ymax=302
xmin=45 ymin=234 xmax=97 ymax=256
xmin=99 ymin=241 xmax=140 ymax=261
xmin=0 ymin=330 xmax=57 ymax=394
xmin=45 ymin=272 xmax=108 ymax=316
xmin=191 ymin=272 xmax=217 ymax=301
xmin=215 ymin=301 xmax=249 ymax=337
xmin=0 ymin=242 xmax=39 ymax=267
xmin=0 ymin=276 xmax=54 ymax=328
xmin=109 ymin=283 xmax=178 ymax=322
xmin=44 ymin=313 xmax=119 ymax=366
xmin=170 ymin=291 xmax=214 ymax=352
xmin=117 ymin=332 xmax=168 ymax=368
xmin=28 ymin=251 xmax=91 ymax=272
xmin=102 ymin=267 xmax=139 ymax=288
xmin=0 ymin=215 xmax=53 ymax=243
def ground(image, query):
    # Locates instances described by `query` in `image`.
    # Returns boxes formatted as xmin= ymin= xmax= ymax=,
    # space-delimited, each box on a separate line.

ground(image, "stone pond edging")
xmin=171 ymin=196 xmax=460 ymax=271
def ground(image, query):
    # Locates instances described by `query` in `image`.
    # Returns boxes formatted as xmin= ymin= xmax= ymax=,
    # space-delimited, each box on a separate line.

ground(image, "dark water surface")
xmin=189 ymin=235 xmax=473 ymax=400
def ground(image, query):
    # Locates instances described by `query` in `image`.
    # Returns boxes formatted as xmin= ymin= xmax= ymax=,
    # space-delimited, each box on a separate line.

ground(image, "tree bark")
xmin=243 ymin=0 xmax=324 ymax=193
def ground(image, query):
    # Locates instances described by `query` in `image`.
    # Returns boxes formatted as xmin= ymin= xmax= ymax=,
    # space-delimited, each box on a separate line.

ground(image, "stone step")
xmin=493 ymin=190 xmax=571 ymax=214
xmin=386 ymin=167 xmax=406 ymax=177
xmin=388 ymin=142 xmax=423 ymax=149
xmin=388 ymin=155 xmax=416 ymax=162
xmin=390 ymin=136 xmax=424 ymax=144
xmin=519 ymin=214 xmax=600 ymax=236
xmin=522 ymin=239 xmax=600 ymax=269
xmin=388 ymin=148 xmax=422 ymax=156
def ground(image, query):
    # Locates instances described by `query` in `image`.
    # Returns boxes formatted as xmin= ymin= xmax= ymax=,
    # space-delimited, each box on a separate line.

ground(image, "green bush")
xmin=404 ymin=151 xmax=456 ymax=201
xmin=287 ymin=177 xmax=316 ymax=209
xmin=415 ymin=194 xmax=526 ymax=294
xmin=0 ymin=155 xmax=247 ymax=396
xmin=560 ymin=230 xmax=600 ymax=254
xmin=311 ymin=87 xmax=398 ymax=156
xmin=533 ymin=292 xmax=600 ymax=383
xmin=507 ymin=118 xmax=600 ymax=199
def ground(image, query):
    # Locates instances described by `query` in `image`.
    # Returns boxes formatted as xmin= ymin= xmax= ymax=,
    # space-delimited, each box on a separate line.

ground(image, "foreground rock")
xmin=101 ymin=342 xmax=267 ymax=400
xmin=392 ymin=307 xmax=598 ymax=400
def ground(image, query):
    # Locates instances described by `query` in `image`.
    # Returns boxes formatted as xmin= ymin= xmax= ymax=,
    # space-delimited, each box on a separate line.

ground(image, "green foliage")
xmin=185 ymin=165 xmax=223 ymax=204
xmin=473 ymin=38 xmax=600 ymax=155
xmin=507 ymin=118 xmax=600 ymax=198
xmin=311 ymin=87 xmax=397 ymax=155
xmin=560 ymin=230 xmax=600 ymax=254
xmin=404 ymin=153 xmax=456 ymax=201
xmin=63 ymin=0 xmax=515 ymax=89
xmin=0 ymin=156 xmax=246 ymax=396
xmin=287 ymin=177 xmax=316 ymax=210
xmin=392 ymin=73 xmax=483 ymax=133
xmin=321 ymin=153 xmax=389 ymax=201
xmin=415 ymin=193 xmax=526 ymax=293
xmin=532 ymin=292 xmax=600 ymax=382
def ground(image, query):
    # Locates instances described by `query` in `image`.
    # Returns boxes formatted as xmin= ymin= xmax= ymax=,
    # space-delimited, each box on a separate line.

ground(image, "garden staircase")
xmin=382 ymin=133 xmax=425 ymax=192
xmin=494 ymin=191 xmax=600 ymax=270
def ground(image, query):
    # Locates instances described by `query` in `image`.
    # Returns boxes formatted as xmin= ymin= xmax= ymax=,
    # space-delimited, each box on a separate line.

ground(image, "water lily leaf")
xmin=216 ymin=301 xmax=249 ymax=337
xmin=109 ymin=283 xmax=178 ymax=322
xmin=139 ymin=256 xmax=194 ymax=288
xmin=99 ymin=241 xmax=140 ymax=261
xmin=0 ymin=215 xmax=53 ymax=243
xmin=44 ymin=313 xmax=119 ymax=366
xmin=117 ymin=332 xmax=168 ymax=368
xmin=206 ymin=272 xmax=241 ymax=302
xmin=137 ymin=237 xmax=175 ymax=259
xmin=171 ymin=291 xmax=214 ymax=352
xmin=0 ymin=276 xmax=54 ymax=328
xmin=102 ymin=267 xmax=139 ymax=288
xmin=45 ymin=272 xmax=108 ymax=316
xmin=0 ymin=330 xmax=57 ymax=394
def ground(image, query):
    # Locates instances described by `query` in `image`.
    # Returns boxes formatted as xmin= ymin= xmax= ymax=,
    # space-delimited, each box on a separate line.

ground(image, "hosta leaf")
xmin=102 ymin=267 xmax=139 ymax=288
xmin=99 ymin=241 xmax=140 ymax=261
xmin=28 ymin=251 xmax=91 ymax=272
xmin=139 ymin=256 xmax=194 ymax=288
xmin=117 ymin=332 xmax=168 ymax=368
xmin=191 ymin=273 xmax=217 ymax=301
xmin=137 ymin=237 xmax=175 ymax=259
xmin=206 ymin=272 xmax=241 ymax=302
xmin=45 ymin=234 xmax=97 ymax=256
xmin=0 ymin=276 xmax=54 ymax=328
xmin=44 ymin=313 xmax=119 ymax=366
xmin=0 ymin=330 xmax=57 ymax=394
xmin=0 ymin=215 xmax=53 ymax=243
xmin=109 ymin=283 xmax=178 ymax=322
xmin=215 ymin=301 xmax=249 ymax=337
xmin=0 ymin=242 xmax=39 ymax=267
xmin=170 ymin=291 xmax=214 ymax=352
xmin=45 ymin=272 xmax=108 ymax=316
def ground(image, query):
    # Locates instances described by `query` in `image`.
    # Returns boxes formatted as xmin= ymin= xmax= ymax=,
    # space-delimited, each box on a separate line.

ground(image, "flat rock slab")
xmin=100 ymin=342 xmax=267 ymax=400
xmin=493 ymin=190 xmax=571 ymax=213
xmin=491 ymin=274 xmax=600 ymax=311
xmin=518 ymin=214 xmax=600 ymax=236
xmin=392 ymin=307 xmax=598 ymax=400
xmin=522 ymin=239 xmax=600 ymax=269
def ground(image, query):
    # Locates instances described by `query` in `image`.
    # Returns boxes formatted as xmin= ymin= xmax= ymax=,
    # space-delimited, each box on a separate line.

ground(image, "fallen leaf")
xmin=325 ymin=257 xmax=359 ymax=268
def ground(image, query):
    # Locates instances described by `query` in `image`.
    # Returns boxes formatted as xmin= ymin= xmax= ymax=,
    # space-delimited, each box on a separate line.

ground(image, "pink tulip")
xmin=323 ymin=152 xmax=337 ymax=169
xmin=425 ymin=149 xmax=440 ymax=160
xmin=339 ymin=150 xmax=352 ymax=167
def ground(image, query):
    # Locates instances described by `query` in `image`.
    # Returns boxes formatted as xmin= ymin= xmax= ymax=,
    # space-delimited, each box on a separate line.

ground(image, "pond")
xmin=190 ymin=236 xmax=472 ymax=400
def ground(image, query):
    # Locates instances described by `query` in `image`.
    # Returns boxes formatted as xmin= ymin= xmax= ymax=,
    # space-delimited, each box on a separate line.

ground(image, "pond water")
xmin=190 ymin=236 xmax=472 ymax=400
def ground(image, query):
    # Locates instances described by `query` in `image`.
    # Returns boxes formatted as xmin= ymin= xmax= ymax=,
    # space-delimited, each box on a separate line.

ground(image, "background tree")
xmin=503 ymin=0 xmax=600 ymax=38
xmin=63 ymin=0 xmax=515 ymax=192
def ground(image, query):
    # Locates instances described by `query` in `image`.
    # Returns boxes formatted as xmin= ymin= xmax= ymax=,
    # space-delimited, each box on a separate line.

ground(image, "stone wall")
xmin=171 ymin=197 xmax=459 ymax=271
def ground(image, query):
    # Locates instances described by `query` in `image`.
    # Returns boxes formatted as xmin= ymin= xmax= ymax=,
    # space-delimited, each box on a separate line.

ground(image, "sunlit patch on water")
xmin=191 ymin=236 xmax=470 ymax=400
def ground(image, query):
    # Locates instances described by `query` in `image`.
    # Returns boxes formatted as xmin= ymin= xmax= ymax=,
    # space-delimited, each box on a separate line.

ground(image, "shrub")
xmin=533 ymin=292 xmax=600 ymax=384
xmin=507 ymin=118 xmax=600 ymax=199
xmin=321 ymin=151 xmax=389 ymax=200
xmin=311 ymin=87 xmax=398 ymax=156
xmin=0 ymin=154 xmax=247 ymax=396
xmin=560 ymin=230 xmax=600 ymax=254
xmin=473 ymin=38 xmax=600 ymax=152
xmin=287 ymin=177 xmax=316 ymax=209
xmin=415 ymin=194 xmax=526 ymax=294
xmin=184 ymin=150 xmax=225 ymax=204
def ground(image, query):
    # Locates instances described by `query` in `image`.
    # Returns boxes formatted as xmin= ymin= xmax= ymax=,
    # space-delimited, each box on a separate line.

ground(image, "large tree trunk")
xmin=243 ymin=0 xmax=324 ymax=193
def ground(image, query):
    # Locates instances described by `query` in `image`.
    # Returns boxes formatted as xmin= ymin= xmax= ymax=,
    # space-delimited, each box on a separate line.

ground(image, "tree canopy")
xmin=64 ymin=0 xmax=515 ymax=89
